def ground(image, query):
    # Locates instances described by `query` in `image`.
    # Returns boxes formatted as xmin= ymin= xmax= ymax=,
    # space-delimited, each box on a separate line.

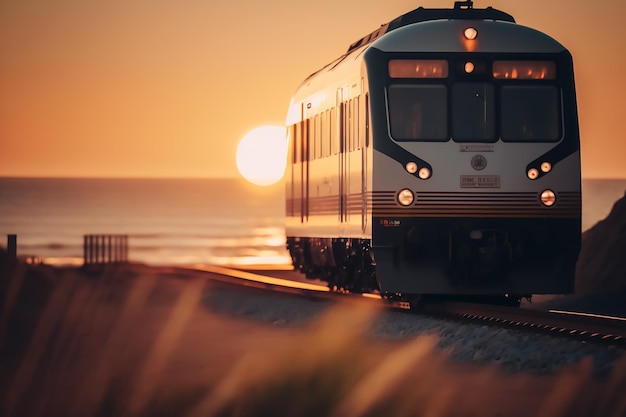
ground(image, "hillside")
xmin=576 ymin=190 xmax=626 ymax=294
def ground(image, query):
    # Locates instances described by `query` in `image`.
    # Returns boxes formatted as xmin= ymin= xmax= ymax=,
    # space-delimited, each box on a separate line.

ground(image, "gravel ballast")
xmin=204 ymin=286 xmax=625 ymax=377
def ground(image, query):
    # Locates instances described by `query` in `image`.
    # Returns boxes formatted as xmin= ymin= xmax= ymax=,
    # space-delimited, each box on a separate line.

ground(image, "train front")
xmin=365 ymin=12 xmax=581 ymax=301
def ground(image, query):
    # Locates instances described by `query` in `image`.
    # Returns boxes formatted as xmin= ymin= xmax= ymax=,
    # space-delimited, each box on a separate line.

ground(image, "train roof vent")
xmin=346 ymin=1 xmax=515 ymax=53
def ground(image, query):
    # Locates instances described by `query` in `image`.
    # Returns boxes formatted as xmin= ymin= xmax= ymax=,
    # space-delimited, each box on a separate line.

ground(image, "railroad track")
xmin=188 ymin=264 xmax=626 ymax=348
xmin=422 ymin=300 xmax=626 ymax=348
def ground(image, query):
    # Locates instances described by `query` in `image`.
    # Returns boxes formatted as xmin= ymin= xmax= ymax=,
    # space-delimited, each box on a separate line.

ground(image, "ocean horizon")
xmin=1 ymin=176 xmax=625 ymax=267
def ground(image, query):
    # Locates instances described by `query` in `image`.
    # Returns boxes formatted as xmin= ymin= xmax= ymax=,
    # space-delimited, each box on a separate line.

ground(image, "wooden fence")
xmin=83 ymin=235 xmax=128 ymax=265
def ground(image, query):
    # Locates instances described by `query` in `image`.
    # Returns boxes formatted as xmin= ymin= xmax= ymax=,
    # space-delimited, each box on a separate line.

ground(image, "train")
xmin=284 ymin=1 xmax=581 ymax=307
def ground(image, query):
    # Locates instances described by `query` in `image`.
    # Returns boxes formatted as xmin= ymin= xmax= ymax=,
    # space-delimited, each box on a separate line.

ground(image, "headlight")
xmin=418 ymin=167 xmax=431 ymax=180
xmin=405 ymin=161 xmax=418 ymax=174
xmin=541 ymin=162 xmax=552 ymax=173
xmin=540 ymin=189 xmax=556 ymax=207
xmin=397 ymin=189 xmax=414 ymax=206
xmin=527 ymin=168 xmax=539 ymax=180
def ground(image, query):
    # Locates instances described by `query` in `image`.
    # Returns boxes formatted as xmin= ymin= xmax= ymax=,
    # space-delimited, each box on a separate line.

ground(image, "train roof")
xmin=302 ymin=1 xmax=515 ymax=83
xmin=346 ymin=1 xmax=515 ymax=54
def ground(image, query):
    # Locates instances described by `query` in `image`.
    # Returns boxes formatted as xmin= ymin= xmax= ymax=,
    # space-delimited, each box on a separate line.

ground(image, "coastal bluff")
xmin=576 ymin=190 xmax=626 ymax=295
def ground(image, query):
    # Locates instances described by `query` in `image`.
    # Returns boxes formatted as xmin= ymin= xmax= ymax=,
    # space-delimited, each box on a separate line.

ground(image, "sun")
xmin=236 ymin=125 xmax=288 ymax=186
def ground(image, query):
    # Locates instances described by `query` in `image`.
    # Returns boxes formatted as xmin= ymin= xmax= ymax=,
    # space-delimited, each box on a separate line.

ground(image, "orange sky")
xmin=1 ymin=0 xmax=624 ymax=179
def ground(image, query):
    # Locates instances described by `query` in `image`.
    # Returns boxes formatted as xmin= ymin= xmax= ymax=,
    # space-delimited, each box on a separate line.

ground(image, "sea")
xmin=1 ymin=177 xmax=625 ymax=267
xmin=0 ymin=177 xmax=289 ymax=267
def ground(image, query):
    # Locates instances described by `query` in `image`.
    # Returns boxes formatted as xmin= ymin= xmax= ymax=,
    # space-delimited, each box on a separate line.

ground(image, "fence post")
xmin=89 ymin=235 xmax=95 ymax=264
xmin=7 ymin=234 xmax=17 ymax=261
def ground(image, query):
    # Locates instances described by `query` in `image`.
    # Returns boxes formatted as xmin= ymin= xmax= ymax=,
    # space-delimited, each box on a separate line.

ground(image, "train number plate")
xmin=460 ymin=175 xmax=501 ymax=188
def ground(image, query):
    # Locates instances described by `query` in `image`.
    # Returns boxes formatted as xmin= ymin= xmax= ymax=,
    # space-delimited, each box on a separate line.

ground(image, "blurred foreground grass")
xmin=1 ymin=263 xmax=625 ymax=417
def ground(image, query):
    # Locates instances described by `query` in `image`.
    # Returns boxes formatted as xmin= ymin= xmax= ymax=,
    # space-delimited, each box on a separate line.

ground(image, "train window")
xmin=330 ymin=107 xmax=336 ymax=155
xmin=352 ymin=98 xmax=357 ymax=150
xmin=294 ymin=123 xmax=300 ymax=163
xmin=316 ymin=113 xmax=321 ymax=159
xmin=302 ymin=119 xmax=309 ymax=162
xmin=354 ymin=96 xmax=360 ymax=149
xmin=452 ymin=83 xmax=496 ymax=142
xmin=316 ymin=114 xmax=322 ymax=159
xmin=339 ymin=103 xmax=345 ymax=153
xmin=344 ymin=99 xmax=354 ymax=152
xmin=320 ymin=111 xmax=326 ymax=158
xmin=309 ymin=114 xmax=319 ymax=160
xmin=306 ymin=119 xmax=311 ymax=161
xmin=387 ymin=85 xmax=447 ymax=141
xmin=389 ymin=60 xmax=448 ymax=78
xmin=348 ymin=99 xmax=354 ymax=151
xmin=310 ymin=116 xmax=315 ymax=161
xmin=500 ymin=86 xmax=561 ymax=142
xmin=365 ymin=93 xmax=370 ymax=148
xmin=493 ymin=61 xmax=556 ymax=80
xmin=289 ymin=125 xmax=296 ymax=164
xmin=359 ymin=95 xmax=366 ymax=148
xmin=322 ymin=109 xmax=330 ymax=157
xmin=317 ymin=115 xmax=321 ymax=159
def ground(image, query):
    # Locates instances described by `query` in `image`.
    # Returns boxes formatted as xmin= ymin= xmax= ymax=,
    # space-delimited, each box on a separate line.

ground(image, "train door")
xmin=291 ymin=122 xmax=301 ymax=223
xmin=361 ymin=91 xmax=369 ymax=233
xmin=287 ymin=124 xmax=295 ymax=220
xmin=337 ymin=88 xmax=348 ymax=224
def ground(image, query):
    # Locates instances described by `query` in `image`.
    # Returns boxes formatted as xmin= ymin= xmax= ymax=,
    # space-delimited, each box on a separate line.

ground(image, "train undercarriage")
xmin=286 ymin=237 xmax=378 ymax=294
xmin=286 ymin=236 xmax=530 ymax=307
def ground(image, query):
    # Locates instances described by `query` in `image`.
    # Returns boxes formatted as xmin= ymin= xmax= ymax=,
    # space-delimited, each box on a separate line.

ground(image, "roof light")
xmin=464 ymin=27 xmax=478 ymax=40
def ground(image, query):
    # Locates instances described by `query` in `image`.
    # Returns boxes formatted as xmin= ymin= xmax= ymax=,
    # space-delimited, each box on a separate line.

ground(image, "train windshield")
xmin=386 ymin=67 xmax=562 ymax=143
xmin=387 ymin=85 xmax=447 ymax=141
xmin=452 ymin=83 xmax=496 ymax=142
xmin=500 ymin=86 xmax=561 ymax=141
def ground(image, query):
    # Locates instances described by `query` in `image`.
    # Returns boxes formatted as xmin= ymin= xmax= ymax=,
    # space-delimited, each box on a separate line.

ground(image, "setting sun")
xmin=236 ymin=126 xmax=288 ymax=186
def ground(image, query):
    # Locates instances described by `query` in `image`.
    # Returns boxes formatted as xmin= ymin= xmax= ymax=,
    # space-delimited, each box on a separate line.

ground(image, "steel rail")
xmin=422 ymin=300 xmax=626 ymax=348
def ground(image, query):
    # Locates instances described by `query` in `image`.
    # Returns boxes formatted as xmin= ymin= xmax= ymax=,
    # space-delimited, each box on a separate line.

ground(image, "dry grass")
xmin=1 ymin=264 xmax=625 ymax=417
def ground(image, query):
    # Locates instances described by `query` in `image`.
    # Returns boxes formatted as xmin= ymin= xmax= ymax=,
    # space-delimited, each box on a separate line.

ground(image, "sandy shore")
xmin=1 ymin=262 xmax=625 ymax=417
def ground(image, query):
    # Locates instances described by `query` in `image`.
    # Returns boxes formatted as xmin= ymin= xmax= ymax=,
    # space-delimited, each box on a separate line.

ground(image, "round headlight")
xmin=405 ymin=161 xmax=418 ymax=174
xmin=397 ymin=189 xmax=414 ymax=206
xmin=540 ymin=189 xmax=556 ymax=207
xmin=541 ymin=162 xmax=552 ymax=173
xmin=527 ymin=168 xmax=539 ymax=180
